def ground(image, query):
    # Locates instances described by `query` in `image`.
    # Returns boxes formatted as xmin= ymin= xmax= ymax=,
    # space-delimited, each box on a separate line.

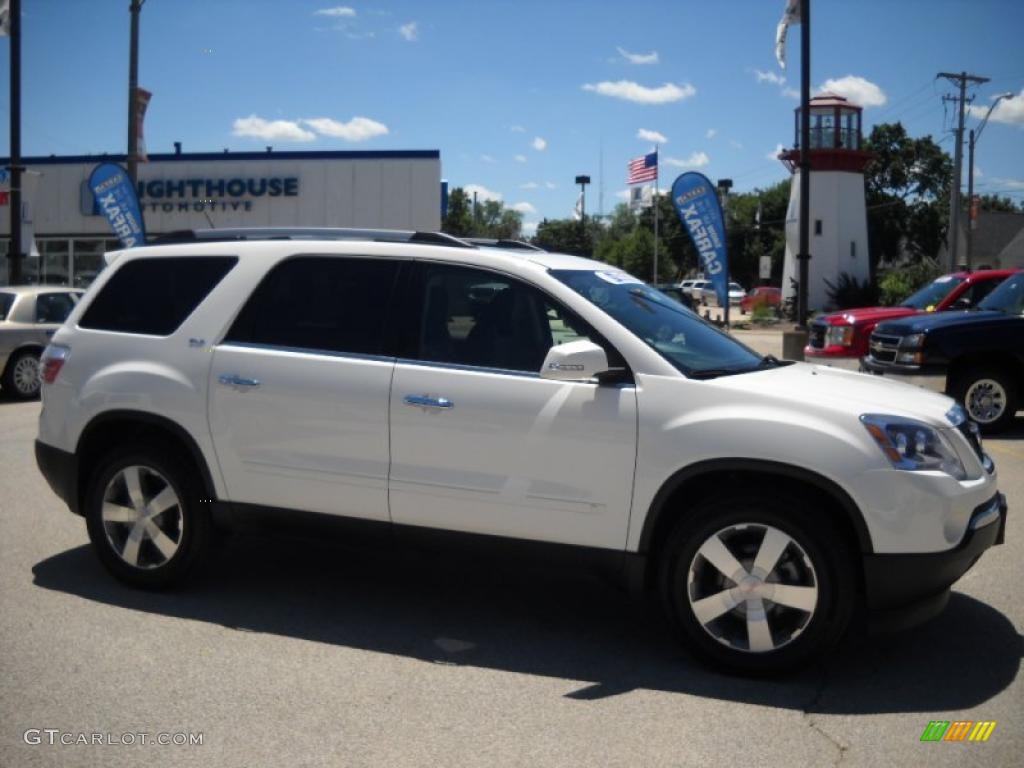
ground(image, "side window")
xmin=34 ymin=293 xmax=77 ymax=323
xmin=225 ymin=256 xmax=400 ymax=356
xmin=966 ymin=280 xmax=999 ymax=306
xmin=79 ymin=257 xmax=237 ymax=335
xmin=414 ymin=264 xmax=598 ymax=373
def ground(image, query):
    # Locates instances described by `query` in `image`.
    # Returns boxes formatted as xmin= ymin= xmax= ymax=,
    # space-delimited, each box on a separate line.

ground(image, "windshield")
xmin=901 ymin=275 xmax=964 ymax=309
xmin=551 ymin=269 xmax=768 ymax=377
xmin=0 ymin=292 xmax=14 ymax=321
xmin=978 ymin=272 xmax=1024 ymax=314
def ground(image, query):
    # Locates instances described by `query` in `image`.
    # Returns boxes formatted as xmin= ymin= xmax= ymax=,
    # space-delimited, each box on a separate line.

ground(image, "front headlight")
xmin=860 ymin=414 xmax=967 ymax=479
xmin=895 ymin=333 xmax=926 ymax=364
xmin=826 ymin=325 xmax=854 ymax=347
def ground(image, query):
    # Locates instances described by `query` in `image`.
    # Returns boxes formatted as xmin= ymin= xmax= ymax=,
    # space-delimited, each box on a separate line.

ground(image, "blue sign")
xmin=88 ymin=163 xmax=147 ymax=248
xmin=671 ymin=172 xmax=729 ymax=309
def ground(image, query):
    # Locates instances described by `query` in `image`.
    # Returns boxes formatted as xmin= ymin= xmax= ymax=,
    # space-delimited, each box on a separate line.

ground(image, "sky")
xmin=1 ymin=0 xmax=1022 ymax=236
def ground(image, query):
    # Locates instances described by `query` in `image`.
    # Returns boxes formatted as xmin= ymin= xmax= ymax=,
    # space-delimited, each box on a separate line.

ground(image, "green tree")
xmin=442 ymin=187 xmax=523 ymax=239
xmin=442 ymin=188 xmax=473 ymax=236
xmin=976 ymin=194 xmax=1023 ymax=213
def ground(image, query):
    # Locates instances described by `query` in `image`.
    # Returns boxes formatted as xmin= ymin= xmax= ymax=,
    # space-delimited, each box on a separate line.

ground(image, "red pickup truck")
xmin=804 ymin=268 xmax=1020 ymax=369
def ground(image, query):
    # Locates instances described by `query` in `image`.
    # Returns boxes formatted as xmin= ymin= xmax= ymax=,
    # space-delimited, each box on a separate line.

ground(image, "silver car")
xmin=1 ymin=286 xmax=83 ymax=399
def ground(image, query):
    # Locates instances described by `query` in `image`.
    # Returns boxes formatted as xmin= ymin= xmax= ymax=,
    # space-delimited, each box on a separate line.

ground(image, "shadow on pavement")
xmin=33 ymin=536 xmax=1020 ymax=712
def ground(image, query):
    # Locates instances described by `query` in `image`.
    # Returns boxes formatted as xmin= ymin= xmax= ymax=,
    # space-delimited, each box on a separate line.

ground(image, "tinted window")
xmin=226 ymin=256 xmax=400 ymax=356
xmin=34 ymin=292 xmax=77 ymax=323
xmin=80 ymin=257 xmax=236 ymax=335
xmin=0 ymin=292 xmax=14 ymax=321
xmin=414 ymin=264 xmax=597 ymax=373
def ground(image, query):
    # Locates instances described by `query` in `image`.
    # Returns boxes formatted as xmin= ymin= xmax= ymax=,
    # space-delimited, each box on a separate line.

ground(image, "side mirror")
xmin=540 ymin=340 xmax=610 ymax=382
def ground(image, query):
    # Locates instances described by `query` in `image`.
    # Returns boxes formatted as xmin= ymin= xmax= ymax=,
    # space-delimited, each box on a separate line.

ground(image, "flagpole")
xmin=653 ymin=146 xmax=659 ymax=283
xmin=7 ymin=0 xmax=22 ymax=284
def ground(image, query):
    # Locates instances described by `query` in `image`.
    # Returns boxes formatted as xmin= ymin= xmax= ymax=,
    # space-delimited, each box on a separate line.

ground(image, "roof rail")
xmin=463 ymin=237 xmax=545 ymax=252
xmin=148 ymin=227 xmax=475 ymax=248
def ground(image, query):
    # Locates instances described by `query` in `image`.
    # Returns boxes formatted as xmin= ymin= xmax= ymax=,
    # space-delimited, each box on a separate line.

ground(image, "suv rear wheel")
xmin=84 ymin=445 xmax=213 ymax=588
xmin=659 ymin=492 xmax=854 ymax=674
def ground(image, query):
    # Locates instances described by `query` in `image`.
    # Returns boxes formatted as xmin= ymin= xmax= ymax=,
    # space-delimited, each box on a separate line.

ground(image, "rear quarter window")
xmin=0 ymin=292 xmax=14 ymax=321
xmin=79 ymin=256 xmax=237 ymax=335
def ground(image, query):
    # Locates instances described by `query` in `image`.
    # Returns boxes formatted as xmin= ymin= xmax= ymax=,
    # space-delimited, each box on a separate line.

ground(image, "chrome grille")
xmin=809 ymin=323 xmax=826 ymax=349
xmin=867 ymin=333 xmax=901 ymax=364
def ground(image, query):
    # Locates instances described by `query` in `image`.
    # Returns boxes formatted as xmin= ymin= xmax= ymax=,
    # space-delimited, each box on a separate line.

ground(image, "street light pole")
xmin=717 ymin=178 xmax=733 ymax=329
xmin=575 ymin=174 xmax=590 ymax=242
xmin=127 ymin=0 xmax=144 ymax=185
xmin=966 ymin=92 xmax=1014 ymax=270
xmin=7 ymin=0 xmax=23 ymax=284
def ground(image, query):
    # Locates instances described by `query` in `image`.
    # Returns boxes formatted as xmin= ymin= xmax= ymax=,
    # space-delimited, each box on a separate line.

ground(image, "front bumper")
xmin=35 ymin=439 xmax=80 ymax=515
xmin=859 ymin=357 xmax=948 ymax=393
xmin=862 ymin=492 xmax=1007 ymax=631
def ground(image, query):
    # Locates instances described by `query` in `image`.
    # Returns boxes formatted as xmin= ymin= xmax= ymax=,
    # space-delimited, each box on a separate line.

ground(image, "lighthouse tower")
xmin=780 ymin=93 xmax=872 ymax=312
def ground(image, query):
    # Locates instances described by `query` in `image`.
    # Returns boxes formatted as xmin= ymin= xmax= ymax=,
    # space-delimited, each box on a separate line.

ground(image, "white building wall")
xmin=782 ymin=170 xmax=870 ymax=312
xmin=1 ymin=153 xmax=441 ymax=238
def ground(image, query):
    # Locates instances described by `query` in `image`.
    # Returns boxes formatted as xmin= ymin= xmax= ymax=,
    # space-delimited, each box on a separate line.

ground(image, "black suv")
xmin=862 ymin=271 xmax=1024 ymax=432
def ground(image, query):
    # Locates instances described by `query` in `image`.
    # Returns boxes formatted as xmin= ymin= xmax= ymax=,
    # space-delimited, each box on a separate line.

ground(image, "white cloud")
xmin=511 ymin=201 xmax=537 ymax=214
xmin=765 ymin=143 xmax=785 ymax=161
xmin=532 ymin=136 xmax=548 ymax=151
xmin=399 ymin=21 xmax=418 ymax=41
xmin=755 ymin=69 xmax=786 ymax=86
xmin=509 ymin=125 xmax=525 ymax=133
xmin=782 ymin=87 xmax=800 ymax=100
xmin=988 ymin=177 xmax=1024 ymax=191
xmin=302 ymin=116 xmax=389 ymax=141
xmin=544 ymin=181 xmax=557 ymax=190
xmin=480 ymin=154 xmax=496 ymax=163
xmin=520 ymin=181 xmax=539 ymax=189
xmin=314 ymin=6 xmax=356 ymax=17
xmin=464 ymin=184 xmax=502 ymax=202
xmin=617 ymin=46 xmax=659 ymax=65
xmin=664 ymin=151 xmax=710 ymax=169
xmin=514 ymin=154 xmax=527 ymax=163
xmin=818 ymin=75 xmax=887 ymax=107
xmin=730 ymin=139 xmax=744 ymax=149
xmin=637 ymin=128 xmax=668 ymax=144
xmin=706 ymin=128 xmax=717 ymax=139
xmin=582 ymin=80 xmax=697 ymax=105
xmin=232 ymin=115 xmax=315 ymax=142
xmin=521 ymin=221 xmax=539 ymax=237
xmin=968 ymin=89 xmax=1024 ymax=126
xmin=615 ymin=189 xmax=632 ymax=201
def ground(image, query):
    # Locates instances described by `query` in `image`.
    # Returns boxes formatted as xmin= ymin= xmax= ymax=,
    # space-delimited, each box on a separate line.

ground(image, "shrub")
xmin=878 ymin=260 xmax=942 ymax=306
xmin=824 ymin=272 xmax=879 ymax=309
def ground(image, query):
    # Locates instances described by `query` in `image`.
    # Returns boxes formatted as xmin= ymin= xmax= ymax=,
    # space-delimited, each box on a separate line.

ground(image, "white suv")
xmin=35 ymin=228 xmax=1007 ymax=674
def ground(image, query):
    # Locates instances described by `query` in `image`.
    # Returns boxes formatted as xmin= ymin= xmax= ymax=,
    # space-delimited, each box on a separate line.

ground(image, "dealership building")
xmin=0 ymin=148 xmax=442 ymax=286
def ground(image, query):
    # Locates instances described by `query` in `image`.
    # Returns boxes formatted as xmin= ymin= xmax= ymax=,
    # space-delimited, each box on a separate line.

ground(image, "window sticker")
xmin=595 ymin=270 xmax=643 ymax=285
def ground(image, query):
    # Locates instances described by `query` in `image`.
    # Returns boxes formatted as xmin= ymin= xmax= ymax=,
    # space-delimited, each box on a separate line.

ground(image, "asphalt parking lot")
xmin=1 ymin=394 xmax=1021 ymax=768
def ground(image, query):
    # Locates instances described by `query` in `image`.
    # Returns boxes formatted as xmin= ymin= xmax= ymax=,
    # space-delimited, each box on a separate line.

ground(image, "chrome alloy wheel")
xmin=101 ymin=466 xmax=184 ymax=569
xmin=687 ymin=524 xmax=818 ymax=653
xmin=12 ymin=354 xmax=40 ymax=396
xmin=964 ymin=378 xmax=1007 ymax=424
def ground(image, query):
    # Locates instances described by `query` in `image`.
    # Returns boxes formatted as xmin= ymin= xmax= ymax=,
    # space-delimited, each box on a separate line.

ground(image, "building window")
xmin=814 ymin=220 xmax=823 ymax=235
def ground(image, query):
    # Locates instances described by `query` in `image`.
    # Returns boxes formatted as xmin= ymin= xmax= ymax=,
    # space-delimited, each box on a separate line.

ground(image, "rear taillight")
xmin=40 ymin=344 xmax=70 ymax=384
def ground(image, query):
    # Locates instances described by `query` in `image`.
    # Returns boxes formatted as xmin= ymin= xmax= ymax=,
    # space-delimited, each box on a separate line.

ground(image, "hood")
xmin=874 ymin=309 xmax=1011 ymax=336
xmin=709 ymin=361 xmax=955 ymax=426
xmin=814 ymin=306 xmax=919 ymax=326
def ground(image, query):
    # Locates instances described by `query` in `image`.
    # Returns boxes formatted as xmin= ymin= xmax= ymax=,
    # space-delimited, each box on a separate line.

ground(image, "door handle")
xmin=403 ymin=394 xmax=454 ymax=409
xmin=218 ymin=374 xmax=261 ymax=390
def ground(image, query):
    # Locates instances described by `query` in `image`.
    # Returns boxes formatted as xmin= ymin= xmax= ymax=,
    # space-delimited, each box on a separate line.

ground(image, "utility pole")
xmin=938 ymin=71 xmax=989 ymax=272
xmin=127 ymin=0 xmax=144 ymax=184
xmin=575 ymin=175 xmax=590 ymax=240
xmin=7 ymin=0 xmax=22 ymax=284
xmin=797 ymin=0 xmax=810 ymax=329
xmin=966 ymin=92 xmax=1014 ymax=270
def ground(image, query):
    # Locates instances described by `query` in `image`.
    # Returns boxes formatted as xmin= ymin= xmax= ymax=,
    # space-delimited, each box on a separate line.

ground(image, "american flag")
xmin=627 ymin=151 xmax=658 ymax=184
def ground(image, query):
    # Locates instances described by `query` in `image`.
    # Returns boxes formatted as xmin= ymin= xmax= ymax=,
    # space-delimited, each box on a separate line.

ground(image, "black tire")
xmin=952 ymin=367 xmax=1018 ymax=434
xmin=2 ymin=348 xmax=42 ymax=400
xmin=84 ymin=445 xmax=214 ymax=589
xmin=659 ymin=492 xmax=855 ymax=675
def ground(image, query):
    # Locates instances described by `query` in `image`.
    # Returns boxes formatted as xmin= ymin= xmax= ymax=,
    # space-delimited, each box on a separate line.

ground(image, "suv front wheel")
xmin=660 ymin=493 xmax=854 ymax=674
xmin=84 ymin=446 xmax=213 ymax=589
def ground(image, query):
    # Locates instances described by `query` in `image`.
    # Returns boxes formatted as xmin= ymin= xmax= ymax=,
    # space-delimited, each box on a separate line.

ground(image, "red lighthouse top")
xmin=780 ymin=92 xmax=873 ymax=173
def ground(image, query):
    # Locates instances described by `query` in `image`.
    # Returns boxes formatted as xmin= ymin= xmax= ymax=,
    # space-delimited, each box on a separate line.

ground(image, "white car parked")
xmin=703 ymin=281 xmax=747 ymax=308
xmin=35 ymin=228 xmax=1007 ymax=674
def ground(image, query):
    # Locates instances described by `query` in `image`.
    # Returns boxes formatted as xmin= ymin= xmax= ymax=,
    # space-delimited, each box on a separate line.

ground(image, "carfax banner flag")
xmin=671 ymin=172 xmax=729 ymax=309
xmin=89 ymin=163 xmax=147 ymax=248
